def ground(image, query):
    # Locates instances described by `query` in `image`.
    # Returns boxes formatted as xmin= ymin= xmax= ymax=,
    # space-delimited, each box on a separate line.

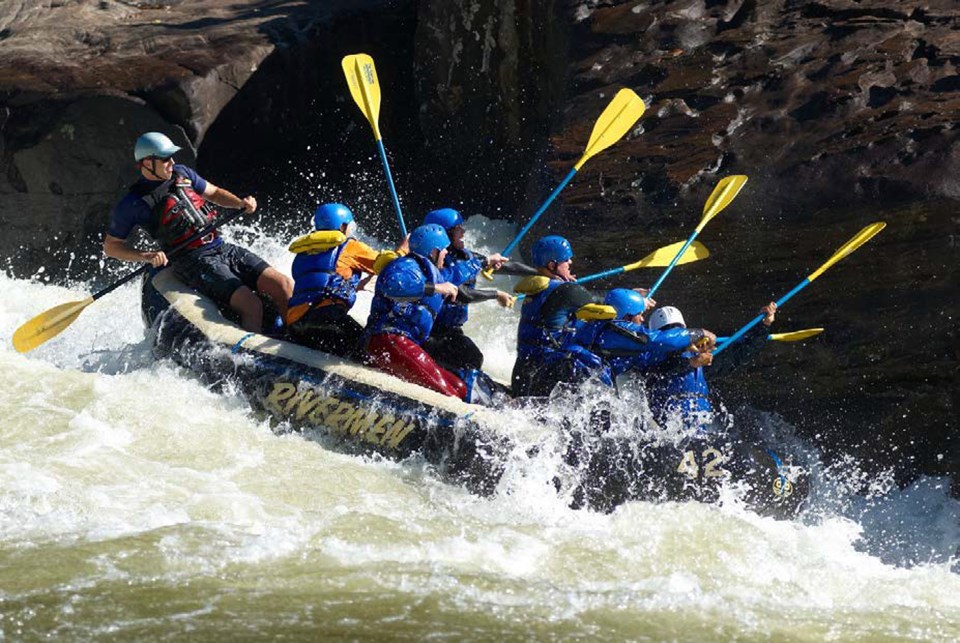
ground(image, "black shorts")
xmin=423 ymin=325 xmax=484 ymax=371
xmin=172 ymin=242 xmax=270 ymax=307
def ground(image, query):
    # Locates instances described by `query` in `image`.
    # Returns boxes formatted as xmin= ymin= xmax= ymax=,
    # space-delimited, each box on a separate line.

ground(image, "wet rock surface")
xmin=1 ymin=0 xmax=957 ymax=492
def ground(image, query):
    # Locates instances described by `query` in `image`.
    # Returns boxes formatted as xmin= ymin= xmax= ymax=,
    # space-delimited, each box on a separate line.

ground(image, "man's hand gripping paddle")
xmin=12 ymin=209 xmax=246 ymax=353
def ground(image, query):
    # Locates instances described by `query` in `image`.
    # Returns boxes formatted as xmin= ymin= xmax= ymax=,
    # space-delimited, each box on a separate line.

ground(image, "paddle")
xmin=482 ymin=88 xmax=646 ymax=280
xmin=12 ymin=208 xmax=246 ymax=353
xmin=342 ymin=53 xmax=407 ymax=236
xmin=511 ymin=240 xmax=708 ymax=305
xmin=578 ymin=240 xmax=709 ymax=286
xmin=646 ymin=174 xmax=748 ymax=298
xmin=716 ymin=328 xmax=824 ymax=343
xmin=713 ymin=222 xmax=886 ymax=355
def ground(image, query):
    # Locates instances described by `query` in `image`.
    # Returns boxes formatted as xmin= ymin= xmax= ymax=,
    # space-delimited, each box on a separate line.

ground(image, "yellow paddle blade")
xmin=342 ymin=53 xmax=382 ymax=140
xmin=623 ymin=240 xmax=709 ymax=272
xmin=697 ymin=175 xmax=748 ymax=232
xmin=12 ymin=297 xmax=95 ymax=353
xmin=573 ymin=88 xmax=646 ymax=170
xmin=808 ymin=222 xmax=886 ymax=282
xmin=770 ymin=328 xmax=824 ymax=342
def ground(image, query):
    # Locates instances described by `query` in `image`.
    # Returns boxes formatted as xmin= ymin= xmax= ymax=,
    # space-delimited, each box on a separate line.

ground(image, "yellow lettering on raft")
xmin=349 ymin=409 xmax=372 ymax=435
xmin=307 ymin=396 xmax=338 ymax=425
xmin=264 ymin=382 xmax=297 ymax=414
xmin=364 ymin=413 xmax=394 ymax=445
xmin=388 ymin=422 xmax=416 ymax=448
xmin=326 ymin=402 xmax=356 ymax=433
xmin=264 ymin=379 xmax=419 ymax=450
xmin=294 ymin=389 xmax=321 ymax=420
xmin=383 ymin=419 xmax=416 ymax=449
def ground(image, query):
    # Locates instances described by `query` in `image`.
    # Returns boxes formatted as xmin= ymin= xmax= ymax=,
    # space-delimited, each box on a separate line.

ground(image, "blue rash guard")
xmin=575 ymin=321 xmax=701 ymax=376
xmin=107 ymin=164 xmax=220 ymax=250
xmin=366 ymin=253 xmax=479 ymax=345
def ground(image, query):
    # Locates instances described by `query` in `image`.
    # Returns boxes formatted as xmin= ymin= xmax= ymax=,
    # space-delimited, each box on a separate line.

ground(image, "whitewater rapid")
xmin=1 ymin=216 xmax=958 ymax=640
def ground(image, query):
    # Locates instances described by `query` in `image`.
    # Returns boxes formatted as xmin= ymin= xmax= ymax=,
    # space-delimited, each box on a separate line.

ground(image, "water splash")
xmin=2 ymin=215 xmax=959 ymax=639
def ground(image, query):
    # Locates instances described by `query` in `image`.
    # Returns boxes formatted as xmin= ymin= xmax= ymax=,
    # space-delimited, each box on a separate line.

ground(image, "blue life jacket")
xmin=289 ymin=241 xmax=359 ymax=309
xmin=577 ymin=322 xmax=697 ymax=376
xmin=366 ymin=254 xmax=443 ymax=345
xmin=648 ymin=355 xmax=712 ymax=419
xmin=435 ymin=248 xmax=483 ymax=330
xmin=516 ymin=280 xmax=610 ymax=385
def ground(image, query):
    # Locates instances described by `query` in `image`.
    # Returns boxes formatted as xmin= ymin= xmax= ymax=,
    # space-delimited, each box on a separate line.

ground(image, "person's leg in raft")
xmin=289 ymin=306 xmax=365 ymax=358
xmin=367 ymin=333 xmax=467 ymax=399
xmin=229 ymin=286 xmax=264 ymax=332
xmin=423 ymin=326 xmax=484 ymax=371
xmin=511 ymin=355 xmax=575 ymax=398
xmin=176 ymin=249 xmax=265 ymax=332
xmin=221 ymin=243 xmax=294 ymax=322
xmin=256 ymin=266 xmax=293 ymax=321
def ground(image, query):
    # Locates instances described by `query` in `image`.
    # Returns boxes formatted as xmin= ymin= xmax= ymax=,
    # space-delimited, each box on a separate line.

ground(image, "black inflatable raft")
xmin=141 ymin=268 xmax=808 ymax=518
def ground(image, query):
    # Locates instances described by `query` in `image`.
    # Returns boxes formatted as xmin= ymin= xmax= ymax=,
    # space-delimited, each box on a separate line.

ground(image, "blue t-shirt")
xmin=108 ymin=164 xmax=208 ymax=240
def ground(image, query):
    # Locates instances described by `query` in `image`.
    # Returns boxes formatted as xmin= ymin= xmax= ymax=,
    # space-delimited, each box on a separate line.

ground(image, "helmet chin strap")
xmin=140 ymin=159 xmax=167 ymax=181
xmin=547 ymin=262 xmax=574 ymax=282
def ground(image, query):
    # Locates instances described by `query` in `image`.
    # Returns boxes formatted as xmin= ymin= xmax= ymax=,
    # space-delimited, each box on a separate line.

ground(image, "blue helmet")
xmin=604 ymin=289 xmax=647 ymax=319
xmin=134 ymin=132 xmax=181 ymax=161
xmin=313 ymin=203 xmax=354 ymax=231
xmin=409 ymin=223 xmax=451 ymax=257
xmin=531 ymin=235 xmax=573 ymax=268
xmin=424 ymin=208 xmax=464 ymax=230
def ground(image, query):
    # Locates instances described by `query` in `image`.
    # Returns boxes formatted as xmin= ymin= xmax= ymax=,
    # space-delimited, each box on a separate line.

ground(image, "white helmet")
xmin=648 ymin=305 xmax=686 ymax=331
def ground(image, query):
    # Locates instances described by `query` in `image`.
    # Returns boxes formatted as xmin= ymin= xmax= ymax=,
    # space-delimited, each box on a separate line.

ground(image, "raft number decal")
xmin=677 ymin=447 xmax=726 ymax=479
xmin=772 ymin=476 xmax=794 ymax=498
xmin=265 ymin=381 xmax=417 ymax=450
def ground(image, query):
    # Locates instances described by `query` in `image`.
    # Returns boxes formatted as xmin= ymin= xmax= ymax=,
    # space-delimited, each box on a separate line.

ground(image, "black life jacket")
xmin=133 ymin=171 xmax=217 ymax=251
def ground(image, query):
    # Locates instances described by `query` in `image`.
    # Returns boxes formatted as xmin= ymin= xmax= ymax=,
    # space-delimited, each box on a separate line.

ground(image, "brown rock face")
xmin=413 ymin=0 xmax=566 ymax=209
xmin=0 ymin=0 xmax=382 ymax=279
xmin=407 ymin=0 xmax=960 ymax=489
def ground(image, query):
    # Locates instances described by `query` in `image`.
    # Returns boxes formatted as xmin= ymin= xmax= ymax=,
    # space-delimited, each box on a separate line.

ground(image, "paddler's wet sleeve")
xmin=473 ymin=251 xmax=538 ymax=277
xmin=711 ymin=323 xmax=768 ymax=378
xmin=540 ymin=282 xmax=596 ymax=320
xmin=499 ymin=260 xmax=538 ymax=276
xmin=336 ymin=238 xmax=380 ymax=278
xmin=456 ymin=285 xmax=499 ymax=304
xmin=655 ymin=327 xmax=701 ymax=353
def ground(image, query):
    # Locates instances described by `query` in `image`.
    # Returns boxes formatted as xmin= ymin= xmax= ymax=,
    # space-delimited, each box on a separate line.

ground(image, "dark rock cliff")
xmin=1 ymin=0 xmax=956 ymax=492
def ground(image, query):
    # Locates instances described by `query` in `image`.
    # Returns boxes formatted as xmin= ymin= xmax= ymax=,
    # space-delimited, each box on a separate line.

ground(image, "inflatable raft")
xmin=141 ymin=269 xmax=808 ymax=518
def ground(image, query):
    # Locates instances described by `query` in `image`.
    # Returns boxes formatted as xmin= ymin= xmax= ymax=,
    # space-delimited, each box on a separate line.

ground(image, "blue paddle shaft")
xmin=376 ymin=139 xmax=407 ymax=237
xmin=647 ymin=233 xmax=697 ymax=298
xmin=514 ymin=263 xmax=626 ymax=304
xmin=578 ymin=265 xmax=626 ymax=285
xmin=716 ymin=335 xmax=777 ymax=343
xmin=713 ymin=278 xmax=810 ymax=355
xmin=501 ymin=167 xmax=578 ymax=257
